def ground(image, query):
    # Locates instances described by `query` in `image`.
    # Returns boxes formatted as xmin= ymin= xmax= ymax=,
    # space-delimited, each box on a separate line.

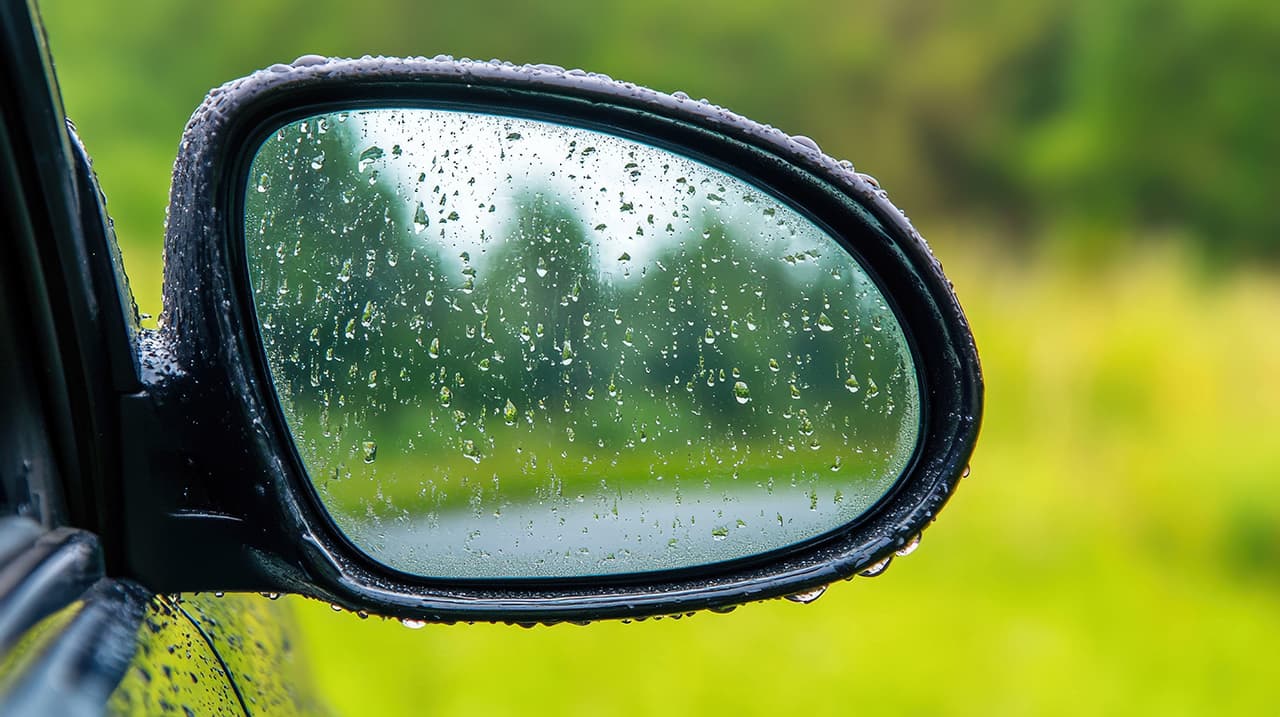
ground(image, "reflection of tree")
xmin=475 ymin=193 xmax=603 ymax=408
xmin=247 ymin=116 xmax=453 ymax=467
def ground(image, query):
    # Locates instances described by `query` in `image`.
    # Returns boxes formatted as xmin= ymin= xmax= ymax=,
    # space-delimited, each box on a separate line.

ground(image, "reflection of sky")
xmin=351 ymin=109 xmax=825 ymax=279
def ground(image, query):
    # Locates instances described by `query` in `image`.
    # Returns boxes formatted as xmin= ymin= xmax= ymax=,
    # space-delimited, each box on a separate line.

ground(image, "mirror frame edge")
xmin=123 ymin=56 xmax=982 ymax=623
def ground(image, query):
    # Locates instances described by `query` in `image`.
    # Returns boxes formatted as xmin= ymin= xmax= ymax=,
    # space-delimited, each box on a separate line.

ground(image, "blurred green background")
xmin=38 ymin=0 xmax=1280 ymax=713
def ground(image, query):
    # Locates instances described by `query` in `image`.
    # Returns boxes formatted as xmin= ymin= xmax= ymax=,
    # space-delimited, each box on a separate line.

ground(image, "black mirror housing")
xmin=116 ymin=56 xmax=982 ymax=624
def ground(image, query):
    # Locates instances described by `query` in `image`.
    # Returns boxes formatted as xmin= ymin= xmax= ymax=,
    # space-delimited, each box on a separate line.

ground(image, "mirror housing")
xmin=117 ymin=56 xmax=981 ymax=623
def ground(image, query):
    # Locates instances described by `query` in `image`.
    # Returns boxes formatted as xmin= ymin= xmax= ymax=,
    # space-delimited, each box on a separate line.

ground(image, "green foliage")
xmin=40 ymin=0 xmax=1280 ymax=310
xmin=33 ymin=0 xmax=1280 ymax=712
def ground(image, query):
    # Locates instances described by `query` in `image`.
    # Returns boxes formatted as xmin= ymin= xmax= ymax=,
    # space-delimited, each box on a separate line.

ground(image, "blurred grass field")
xmin=36 ymin=0 xmax=1280 ymax=712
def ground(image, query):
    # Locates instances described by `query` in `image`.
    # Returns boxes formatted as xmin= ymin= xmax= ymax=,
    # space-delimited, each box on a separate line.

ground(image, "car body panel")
xmin=0 ymin=1 xmax=323 ymax=714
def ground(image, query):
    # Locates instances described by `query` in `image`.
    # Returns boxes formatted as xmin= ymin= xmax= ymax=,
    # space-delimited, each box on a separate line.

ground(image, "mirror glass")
xmin=244 ymin=108 xmax=920 ymax=579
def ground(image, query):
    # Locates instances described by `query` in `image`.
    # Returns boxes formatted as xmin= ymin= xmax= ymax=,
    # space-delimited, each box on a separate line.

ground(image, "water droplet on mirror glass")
xmin=361 ymin=440 xmax=377 ymax=463
xmin=413 ymin=202 xmax=429 ymax=233
xmin=357 ymin=145 xmax=384 ymax=172
xmin=461 ymin=439 xmax=481 ymax=463
xmin=732 ymin=381 xmax=751 ymax=404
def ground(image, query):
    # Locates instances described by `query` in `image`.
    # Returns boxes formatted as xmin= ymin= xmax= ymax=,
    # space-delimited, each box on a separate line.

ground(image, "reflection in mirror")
xmin=244 ymin=108 xmax=920 ymax=579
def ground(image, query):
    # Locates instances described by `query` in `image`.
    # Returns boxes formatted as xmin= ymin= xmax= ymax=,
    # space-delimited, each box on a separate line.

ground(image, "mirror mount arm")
xmin=114 ymin=333 xmax=328 ymax=597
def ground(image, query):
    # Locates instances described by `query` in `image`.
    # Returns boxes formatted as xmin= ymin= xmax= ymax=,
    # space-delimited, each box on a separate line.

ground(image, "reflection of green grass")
xmin=288 ymin=242 xmax=1280 ymax=715
xmin=317 ymin=425 xmax=889 ymax=520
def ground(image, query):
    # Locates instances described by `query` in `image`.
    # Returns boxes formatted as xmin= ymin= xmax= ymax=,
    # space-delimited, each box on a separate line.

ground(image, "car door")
xmin=0 ymin=1 xmax=322 ymax=714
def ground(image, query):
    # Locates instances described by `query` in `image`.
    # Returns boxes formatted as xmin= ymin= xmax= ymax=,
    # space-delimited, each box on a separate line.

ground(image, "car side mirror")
xmin=118 ymin=56 xmax=981 ymax=624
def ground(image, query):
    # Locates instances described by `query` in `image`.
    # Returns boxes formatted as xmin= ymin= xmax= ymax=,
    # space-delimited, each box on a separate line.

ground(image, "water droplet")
xmin=768 ymin=358 xmax=780 ymax=372
xmin=798 ymin=416 xmax=814 ymax=436
xmin=732 ymin=381 xmax=751 ymax=404
xmin=256 ymin=173 xmax=271 ymax=193
xmin=361 ymin=440 xmax=377 ymax=463
xmin=703 ymin=328 xmax=716 ymax=345
xmin=536 ymin=257 xmax=549 ymax=278
xmin=401 ymin=618 xmax=427 ymax=629
xmin=439 ymin=386 xmax=452 ymax=407
xmin=428 ymin=337 xmax=441 ymax=359
xmin=844 ymin=376 xmax=860 ymax=393
xmin=357 ymin=145 xmax=384 ymax=172
xmin=961 ymin=464 xmax=971 ymax=479
xmin=617 ymin=251 xmax=631 ymax=262
xmin=337 ymin=258 xmax=352 ymax=283
xmin=462 ymin=439 xmax=481 ymax=463
xmin=789 ymin=383 xmax=801 ymax=399
xmin=413 ymin=202 xmax=429 ymax=233
xmin=859 ymin=556 xmax=892 ymax=577
xmin=895 ymin=534 xmax=921 ymax=557
xmin=790 ymin=134 xmax=820 ymax=152
xmin=503 ymin=399 xmax=518 ymax=425
xmin=816 ymin=312 xmax=834 ymax=332
xmin=560 ymin=340 xmax=575 ymax=365
xmin=784 ymin=585 xmax=827 ymax=604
